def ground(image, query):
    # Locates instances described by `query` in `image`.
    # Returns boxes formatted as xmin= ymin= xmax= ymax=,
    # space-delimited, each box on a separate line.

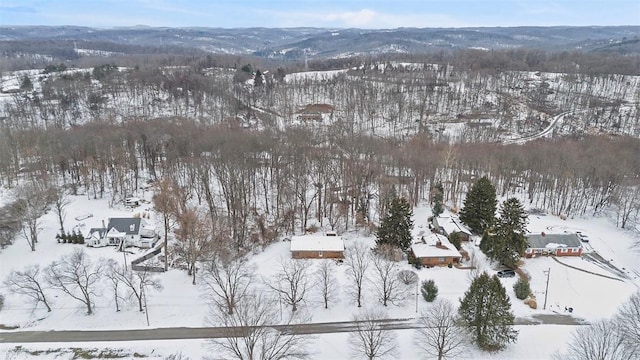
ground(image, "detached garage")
xmin=290 ymin=234 xmax=345 ymax=259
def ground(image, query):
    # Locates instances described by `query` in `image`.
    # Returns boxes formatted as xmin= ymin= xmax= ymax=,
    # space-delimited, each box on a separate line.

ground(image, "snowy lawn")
xmin=0 ymin=194 xmax=638 ymax=359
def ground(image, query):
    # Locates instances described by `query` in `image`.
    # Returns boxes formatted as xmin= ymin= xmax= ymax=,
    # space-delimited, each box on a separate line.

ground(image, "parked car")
xmin=497 ymin=269 xmax=516 ymax=278
xmin=576 ymin=232 xmax=589 ymax=242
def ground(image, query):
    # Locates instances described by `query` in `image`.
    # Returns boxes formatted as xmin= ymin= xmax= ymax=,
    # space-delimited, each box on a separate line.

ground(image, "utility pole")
xmin=143 ymin=286 xmax=150 ymax=327
xmin=415 ymin=279 xmax=419 ymax=313
xmin=543 ymin=268 xmax=550 ymax=310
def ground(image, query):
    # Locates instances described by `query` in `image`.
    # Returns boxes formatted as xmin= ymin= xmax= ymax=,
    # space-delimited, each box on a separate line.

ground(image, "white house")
xmin=86 ymin=217 xmax=157 ymax=249
xmin=433 ymin=216 xmax=472 ymax=241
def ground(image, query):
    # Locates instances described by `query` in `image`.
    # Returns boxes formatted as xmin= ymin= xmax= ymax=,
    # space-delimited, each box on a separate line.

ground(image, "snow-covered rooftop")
xmin=290 ymin=235 xmax=345 ymax=252
xmin=435 ymin=216 xmax=472 ymax=236
xmin=411 ymin=233 xmax=461 ymax=259
xmin=526 ymin=233 xmax=582 ymax=249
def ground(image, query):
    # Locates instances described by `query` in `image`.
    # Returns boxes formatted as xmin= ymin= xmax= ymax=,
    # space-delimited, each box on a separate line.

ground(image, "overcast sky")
xmin=0 ymin=0 xmax=638 ymax=28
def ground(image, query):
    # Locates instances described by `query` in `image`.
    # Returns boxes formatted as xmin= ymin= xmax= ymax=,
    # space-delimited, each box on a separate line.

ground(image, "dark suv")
xmin=497 ymin=269 xmax=516 ymax=278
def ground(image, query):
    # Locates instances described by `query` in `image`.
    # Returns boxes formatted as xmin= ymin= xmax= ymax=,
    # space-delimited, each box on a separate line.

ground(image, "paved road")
xmin=0 ymin=315 xmax=586 ymax=344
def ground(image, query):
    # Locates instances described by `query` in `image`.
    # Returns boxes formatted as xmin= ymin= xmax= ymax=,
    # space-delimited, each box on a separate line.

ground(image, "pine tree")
xmin=458 ymin=272 xmax=518 ymax=351
xmin=459 ymin=177 xmax=497 ymax=234
xmin=421 ymin=279 xmax=438 ymax=302
xmin=431 ymin=182 xmax=444 ymax=217
xmin=376 ymin=196 xmax=414 ymax=253
xmin=513 ymin=278 xmax=531 ymax=300
xmin=481 ymin=198 xmax=529 ymax=268
xmin=496 ymin=198 xmax=528 ymax=235
xmin=20 ymin=75 xmax=33 ymax=92
xmin=449 ymin=232 xmax=462 ymax=250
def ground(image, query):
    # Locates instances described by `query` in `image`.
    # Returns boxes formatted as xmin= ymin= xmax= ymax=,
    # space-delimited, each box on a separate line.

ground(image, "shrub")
xmin=421 ymin=279 xmax=438 ymax=302
xmin=408 ymin=252 xmax=422 ymax=269
xmin=0 ymin=293 xmax=4 ymax=312
xmin=513 ymin=278 xmax=531 ymax=300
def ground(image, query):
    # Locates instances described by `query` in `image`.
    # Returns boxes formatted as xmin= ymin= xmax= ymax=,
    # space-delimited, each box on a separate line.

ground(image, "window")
xmin=561 ymin=248 xmax=568 ymax=253
xmin=319 ymin=250 xmax=323 ymax=257
xmin=438 ymin=257 xmax=445 ymax=262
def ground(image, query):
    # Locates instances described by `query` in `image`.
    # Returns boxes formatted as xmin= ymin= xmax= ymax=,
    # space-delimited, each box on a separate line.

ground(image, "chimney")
xmin=102 ymin=219 xmax=106 ymax=229
xmin=541 ymin=232 xmax=546 ymax=237
xmin=436 ymin=240 xmax=442 ymax=247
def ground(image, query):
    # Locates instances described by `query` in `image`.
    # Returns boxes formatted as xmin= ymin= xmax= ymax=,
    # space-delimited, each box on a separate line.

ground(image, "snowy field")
xmin=0 ymin=190 xmax=638 ymax=359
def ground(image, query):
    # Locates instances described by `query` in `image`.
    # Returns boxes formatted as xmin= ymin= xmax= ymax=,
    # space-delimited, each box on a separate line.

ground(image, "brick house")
xmin=524 ymin=233 xmax=583 ymax=258
xmin=410 ymin=233 xmax=462 ymax=267
xmin=290 ymin=234 xmax=345 ymax=259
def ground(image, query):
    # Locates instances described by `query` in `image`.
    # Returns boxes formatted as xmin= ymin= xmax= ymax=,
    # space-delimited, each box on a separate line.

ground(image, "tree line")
xmin=0 ymin=117 xmax=638 ymax=253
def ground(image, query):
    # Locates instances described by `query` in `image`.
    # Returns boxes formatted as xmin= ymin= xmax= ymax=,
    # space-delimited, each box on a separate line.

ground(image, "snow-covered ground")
xmin=0 ymin=191 xmax=638 ymax=359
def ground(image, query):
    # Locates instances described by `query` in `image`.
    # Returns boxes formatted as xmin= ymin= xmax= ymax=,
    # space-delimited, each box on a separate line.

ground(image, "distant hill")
xmin=0 ymin=25 xmax=638 ymax=61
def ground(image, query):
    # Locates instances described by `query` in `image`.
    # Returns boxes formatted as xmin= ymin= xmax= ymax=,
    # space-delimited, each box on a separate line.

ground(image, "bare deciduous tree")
xmin=466 ymin=249 xmax=484 ymax=282
xmin=152 ymin=176 xmax=183 ymax=271
xmin=266 ymin=258 xmax=309 ymax=312
xmin=553 ymin=320 xmax=629 ymax=360
xmin=102 ymin=259 xmax=124 ymax=312
xmin=3 ymin=265 xmax=52 ymax=312
xmin=52 ymin=186 xmax=71 ymax=235
xmin=371 ymin=253 xmax=404 ymax=307
xmin=414 ymin=299 xmax=467 ymax=360
xmin=201 ymin=254 xmax=254 ymax=315
xmin=174 ymin=207 xmax=216 ymax=285
xmin=314 ymin=259 xmax=339 ymax=309
xmin=345 ymin=242 xmax=371 ymax=307
xmin=398 ymin=270 xmax=418 ymax=285
xmin=349 ymin=307 xmax=398 ymax=360
xmin=14 ymin=180 xmax=51 ymax=251
xmin=104 ymin=258 xmax=162 ymax=312
xmin=614 ymin=292 xmax=640 ymax=357
xmin=207 ymin=291 xmax=311 ymax=360
xmin=45 ymin=249 xmax=103 ymax=315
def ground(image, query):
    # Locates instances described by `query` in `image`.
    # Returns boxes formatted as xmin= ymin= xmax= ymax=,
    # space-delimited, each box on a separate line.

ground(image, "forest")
xmin=0 ymin=48 xmax=639 ymax=253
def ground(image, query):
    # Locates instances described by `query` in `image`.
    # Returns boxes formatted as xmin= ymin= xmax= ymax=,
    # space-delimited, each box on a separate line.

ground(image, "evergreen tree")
xmin=376 ymin=196 xmax=414 ymax=252
xmin=254 ymin=69 xmax=264 ymax=86
xmin=431 ymin=182 xmax=444 ymax=217
xmin=481 ymin=198 xmax=529 ymax=268
xmin=459 ymin=177 xmax=497 ymax=234
xmin=421 ymin=279 xmax=438 ymax=302
xmin=20 ymin=75 xmax=33 ymax=92
xmin=513 ymin=278 xmax=531 ymax=300
xmin=458 ymin=272 xmax=518 ymax=351
xmin=449 ymin=232 xmax=462 ymax=250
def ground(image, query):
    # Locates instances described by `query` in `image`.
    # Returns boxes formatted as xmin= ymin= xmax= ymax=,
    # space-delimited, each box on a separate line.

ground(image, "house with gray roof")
xmin=524 ymin=233 xmax=583 ymax=258
xmin=87 ymin=217 xmax=157 ymax=249
xmin=434 ymin=216 xmax=472 ymax=241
